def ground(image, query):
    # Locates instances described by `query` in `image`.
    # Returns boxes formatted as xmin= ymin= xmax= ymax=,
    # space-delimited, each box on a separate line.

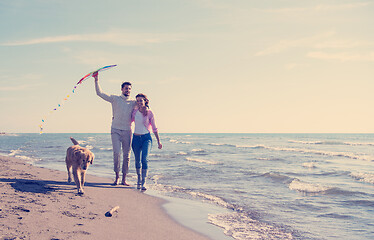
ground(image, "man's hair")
xmin=121 ymin=82 xmax=132 ymax=89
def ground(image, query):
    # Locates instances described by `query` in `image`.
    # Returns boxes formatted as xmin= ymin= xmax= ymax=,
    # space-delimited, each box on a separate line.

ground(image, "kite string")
xmin=39 ymin=83 xmax=80 ymax=134
xmin=39 ymin=65 xmax=117 ymax=134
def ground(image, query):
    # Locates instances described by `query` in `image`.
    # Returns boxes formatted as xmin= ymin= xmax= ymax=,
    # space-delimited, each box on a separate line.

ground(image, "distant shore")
xmin=0 ymin=154 xmax=210 ymax=240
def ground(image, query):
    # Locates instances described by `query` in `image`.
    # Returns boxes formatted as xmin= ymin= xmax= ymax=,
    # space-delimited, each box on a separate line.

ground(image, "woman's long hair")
xmin=136 ymin=93 xmax=150 ymax=116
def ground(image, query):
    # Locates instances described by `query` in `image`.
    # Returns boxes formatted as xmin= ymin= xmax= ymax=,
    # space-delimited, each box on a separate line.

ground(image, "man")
xmin=93 ymin=71 xmax=136 ymax=186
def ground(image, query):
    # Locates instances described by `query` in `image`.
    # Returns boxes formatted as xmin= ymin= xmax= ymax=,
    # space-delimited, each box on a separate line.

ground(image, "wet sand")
xmin=0 ymin=155 xmax=210 ymax=240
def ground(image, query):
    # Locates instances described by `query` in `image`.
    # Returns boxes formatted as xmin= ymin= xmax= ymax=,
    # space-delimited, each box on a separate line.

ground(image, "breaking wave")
xmin=302 ymin=162 xmax=317 ymax=168
xmin=186 ymin=157 xmax=218 ymax=165
xmin=289 ymin=179 xmax=332 ymax=194
xmin=208 ymin=212 xmax=293 ymax=240
xmin=208 ymin=143 xmax=237 ymax=147
xmin=237 ymin=145 xmax=373 ymax=161
xmin=289 ymin=139 xmax=374 ymax=146
xmin=350 ymin=172 xmax=374 ymax=184
xmin=8 ymin=149 xmax=39 ymax=163
xmin=9 ymin=149 xmax=23 ymax=156
xmin=169 ymin=139 xmax=192 ymax=144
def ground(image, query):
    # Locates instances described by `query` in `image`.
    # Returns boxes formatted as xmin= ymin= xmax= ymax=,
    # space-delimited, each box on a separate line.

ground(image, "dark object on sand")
xmin=105 ymin=206 xmax=120 ymax=217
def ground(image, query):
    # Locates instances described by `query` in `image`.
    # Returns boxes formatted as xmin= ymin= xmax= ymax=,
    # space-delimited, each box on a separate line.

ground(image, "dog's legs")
xmin=73 ymin=168 xmax=84 ymax=194
xmin=66 ymin=157 xmax=72 ymax=183
xmin=67 ymin=166 xmax=72 ymax=183
xmin=81 ymin=171 xmax=86 ymax=187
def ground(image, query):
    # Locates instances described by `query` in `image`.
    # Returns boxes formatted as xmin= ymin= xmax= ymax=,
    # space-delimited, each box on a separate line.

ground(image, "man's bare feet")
xmin=121 ymin=175 xmax=130 ymax=186
xmin=121 ymin=181 xmax=130 ymax=186
xmin=112 ymin=178 xmax=120 ymax=186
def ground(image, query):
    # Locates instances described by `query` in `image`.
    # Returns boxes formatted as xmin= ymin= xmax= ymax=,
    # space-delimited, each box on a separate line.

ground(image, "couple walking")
xmin=93 ymin=71 xmax=162 ymax=191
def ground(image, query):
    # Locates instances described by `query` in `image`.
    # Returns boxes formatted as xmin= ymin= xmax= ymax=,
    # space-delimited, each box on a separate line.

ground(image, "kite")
xmin=39 ymin=65 xmax=117 ymax=134
xmin=77 ymin=64 xmax=117 ymax=85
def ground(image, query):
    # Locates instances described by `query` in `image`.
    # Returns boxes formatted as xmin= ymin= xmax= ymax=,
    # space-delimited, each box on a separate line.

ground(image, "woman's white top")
xmin=134 ymin=111 xmax=150 ymax=134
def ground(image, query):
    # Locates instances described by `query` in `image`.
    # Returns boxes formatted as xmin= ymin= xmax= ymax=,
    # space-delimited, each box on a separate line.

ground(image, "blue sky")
xmin=1 ymin=0 xmax=373 ymax=133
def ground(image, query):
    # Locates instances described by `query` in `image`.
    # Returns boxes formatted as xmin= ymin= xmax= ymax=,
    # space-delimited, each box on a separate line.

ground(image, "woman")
xmin=131 ymin=93 xmax=162 ymax=190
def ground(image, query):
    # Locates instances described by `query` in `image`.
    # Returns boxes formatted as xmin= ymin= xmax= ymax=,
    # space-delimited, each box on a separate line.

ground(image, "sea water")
xmin=1 ymin=133 xmax=373 ymax=240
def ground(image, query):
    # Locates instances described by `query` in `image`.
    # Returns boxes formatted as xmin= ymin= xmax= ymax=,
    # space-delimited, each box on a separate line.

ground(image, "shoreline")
xmin=146 ymin=190 xmax=233 ymax=240
xmin=0 ymin=154 xmax=226 ymax=240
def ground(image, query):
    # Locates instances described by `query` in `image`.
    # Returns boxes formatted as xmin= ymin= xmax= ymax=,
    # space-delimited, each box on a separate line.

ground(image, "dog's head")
xmin=74 ymin=148 xmax=94 ymax=170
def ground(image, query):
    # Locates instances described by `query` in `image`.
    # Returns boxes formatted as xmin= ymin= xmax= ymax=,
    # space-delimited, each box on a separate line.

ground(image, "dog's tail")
xmin=70 ymin=137 xmax=79 ymax=145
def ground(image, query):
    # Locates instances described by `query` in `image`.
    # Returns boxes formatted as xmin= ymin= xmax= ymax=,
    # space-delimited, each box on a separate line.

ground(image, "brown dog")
xmin=65 ymin=137 xmax=94 ymax=194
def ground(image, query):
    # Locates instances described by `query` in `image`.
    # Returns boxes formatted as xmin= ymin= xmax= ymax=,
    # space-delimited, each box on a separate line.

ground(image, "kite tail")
xmin=39 ymin=65 xmax=116 ymax=134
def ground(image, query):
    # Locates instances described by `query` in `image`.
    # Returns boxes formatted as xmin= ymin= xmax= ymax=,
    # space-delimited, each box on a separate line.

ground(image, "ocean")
xmin=1 ymin=133 xmax=373 ymax=239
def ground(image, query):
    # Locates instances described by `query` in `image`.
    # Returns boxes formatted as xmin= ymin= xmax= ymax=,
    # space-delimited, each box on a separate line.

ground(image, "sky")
xmin=0 ymin=0 xmax=373 ymax=133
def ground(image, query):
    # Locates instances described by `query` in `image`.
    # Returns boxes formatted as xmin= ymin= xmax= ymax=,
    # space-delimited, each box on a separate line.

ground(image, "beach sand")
xmin=0 ymin=155 xmax=211 ymax=240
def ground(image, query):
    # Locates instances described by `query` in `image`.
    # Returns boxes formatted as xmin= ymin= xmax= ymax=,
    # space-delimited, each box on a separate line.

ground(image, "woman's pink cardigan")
xmin=131 ymin=109 xmax=158 ymax=133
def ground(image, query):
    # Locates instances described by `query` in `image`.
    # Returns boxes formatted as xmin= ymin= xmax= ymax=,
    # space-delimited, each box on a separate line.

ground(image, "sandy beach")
xmin=0 ymin=155 xmax=210 ymax=240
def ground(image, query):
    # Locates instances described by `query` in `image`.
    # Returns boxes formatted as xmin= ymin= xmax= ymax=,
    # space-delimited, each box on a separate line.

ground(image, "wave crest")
xmin=208 ymin=212 xmax=293 ymax=240
xmin=289 ymin=139 xmax=374 ymax=147
xmin=289 ymin=179 xmax=332 ymax=193
xmin=302 ymin=162 xmax=317 ymax=168
xmin=350 ymin=172 xmax=374 ymax=184
xmin=186 ymin=157 xmax=218 ymax=165
xmin=169 ymin=139 xmax=192 ymax=144
xmin=239 ymin=145 xmax=373 ymax=161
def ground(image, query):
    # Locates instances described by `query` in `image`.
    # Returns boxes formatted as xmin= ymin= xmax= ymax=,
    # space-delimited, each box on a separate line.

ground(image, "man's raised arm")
xmin=93 ymin=72 xmax=112 ymax=102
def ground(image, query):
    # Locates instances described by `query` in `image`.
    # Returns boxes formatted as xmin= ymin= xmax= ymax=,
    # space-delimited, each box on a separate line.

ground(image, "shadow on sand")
xmin=0 ymin=178 xmax=126 ymax=194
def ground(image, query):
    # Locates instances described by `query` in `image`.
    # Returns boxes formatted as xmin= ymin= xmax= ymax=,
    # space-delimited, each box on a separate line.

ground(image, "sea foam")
xmin=208 ymin=212 xmax=293 ymax=240
xmin=302 ymin=162 xmax=317 ymax=168
xmin=238 ymin=145 xmax=373 ymax=161
xmin=289 ymin=179 xmax=332 ymax=193
xmin=350 ymin=172 xmax=374 ymax=184
xmin=208 ymin=143 xmax=236 ymax=147
xmin=289 ymin=139 xmax=374 ymax=146
xmin=9 ymin=149 xmax=23 ymax=156
xmin=151 ymin=175 xmax=236 ymax=210
xmin=186 ymin=157 xmax=217 ymax=165
xmin=176 ymin=151 xmax=188 ymax=155
xmin=169 ymin=139 xmax=192 ymax=144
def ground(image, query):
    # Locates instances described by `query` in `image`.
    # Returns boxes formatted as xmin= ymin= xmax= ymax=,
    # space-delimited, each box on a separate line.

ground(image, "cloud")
xmin=65 ymin=48 xmax=163 ymax=67
xmin=0 ymin=97 xmax=12 ymax=102
xmin=0 ymin=84 xmax=34 ymax=91
xmin=0 ymin=73 xmax=42 ymax=81
xmin=255 ymin=32 xmax=374 ymax=62
xmin=157 ymin=76 xmax=183 ymax=85
xmin=1 ymin=30 xmax=184 ymax=46
xmin=0 ymin=74 xmax=43 ymax=91
xmin=255 ymin=32 xmax=335 ymax=56
xmin=314 ymin=40 xmax=374 ymax=49
xmin=313 ymin=2 xmax=371 ymax=11
xmin=285 ymin=63 xmax=309 ymax=70
xmin=70 ymin=50 xmax=119 ymax=67
xmin=307 ymin=51 xmax=374 ymax=62
xmin=257 ymin=2 xmax=371 ymax=13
